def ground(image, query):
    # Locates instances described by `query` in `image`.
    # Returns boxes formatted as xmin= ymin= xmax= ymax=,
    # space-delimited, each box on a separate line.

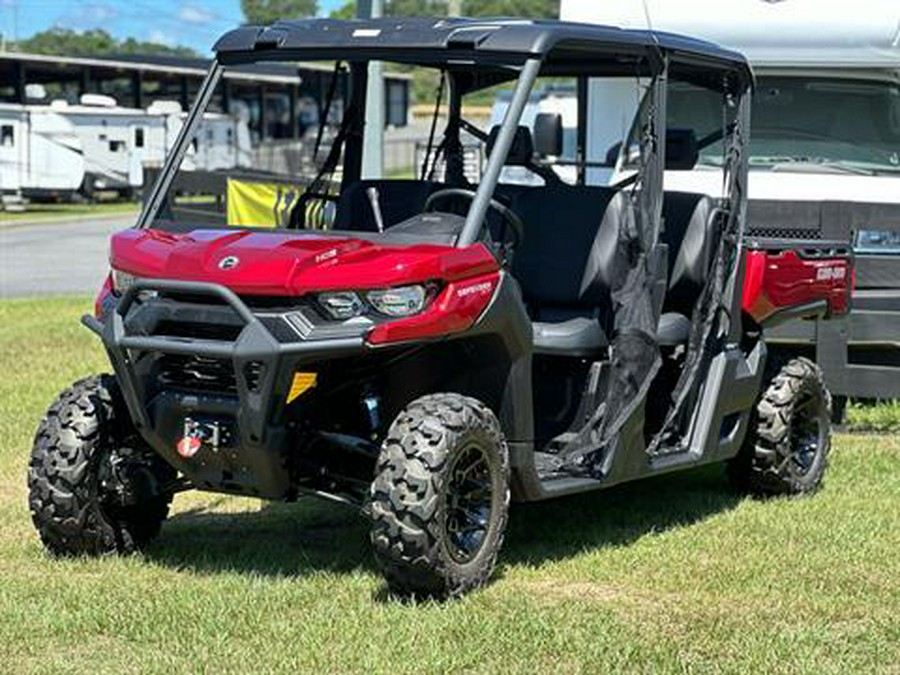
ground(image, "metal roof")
xmin=213 ymin=17 xmax=752 ymax=88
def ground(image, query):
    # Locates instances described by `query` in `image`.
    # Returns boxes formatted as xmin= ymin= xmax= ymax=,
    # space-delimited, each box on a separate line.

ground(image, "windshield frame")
xmin=138 ymin=62 xmax=223 ymax=230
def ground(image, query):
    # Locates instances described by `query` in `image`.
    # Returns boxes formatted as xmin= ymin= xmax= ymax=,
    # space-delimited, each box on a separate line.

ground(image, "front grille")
xmin=158 ymin=354 xmax=237 ymax=394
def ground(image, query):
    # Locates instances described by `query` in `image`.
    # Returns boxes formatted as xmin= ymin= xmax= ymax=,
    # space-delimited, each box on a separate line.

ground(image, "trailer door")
xmin=0 ymin=113 xmax=24 ymax=194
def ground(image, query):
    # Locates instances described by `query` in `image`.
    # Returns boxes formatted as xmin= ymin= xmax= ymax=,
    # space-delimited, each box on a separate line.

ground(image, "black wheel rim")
xmin=788 ymin=392 xmax=826 ymax=478
xmin=444 ymin=444 xmax=493 ymax=564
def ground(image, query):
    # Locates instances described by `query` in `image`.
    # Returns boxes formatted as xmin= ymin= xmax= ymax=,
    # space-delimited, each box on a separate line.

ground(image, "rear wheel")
xmin=28 ymin=375 xmax=175 ymax=556
xmin=368 ymin=393 xmax=510 ymax=599
xmin=729 ymin=357 xmax=831 ymax=496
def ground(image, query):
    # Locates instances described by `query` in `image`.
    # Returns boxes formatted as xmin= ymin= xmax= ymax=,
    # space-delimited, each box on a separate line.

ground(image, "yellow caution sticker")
xmin=286 ymin=372 xmax=318 ymax=404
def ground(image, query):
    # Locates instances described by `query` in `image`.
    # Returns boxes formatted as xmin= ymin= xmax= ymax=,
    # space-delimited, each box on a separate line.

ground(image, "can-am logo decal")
xmin=816 ymin=266 xmax=846 ymax=281
xmin=218 ymin=256 xmax=240 ymax=270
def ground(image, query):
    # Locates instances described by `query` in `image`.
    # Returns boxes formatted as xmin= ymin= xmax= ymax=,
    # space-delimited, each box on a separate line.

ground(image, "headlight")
xmin=316 ymin=285 xmax=429 ymax=321
xmin=110 ymin=269 xmax=136 ymax=294
xmin=366 ymin=285 xmax=427 ymax=317
xmin=855 ymin=229 xmax=900 ymax=255
xmin=318 ymin=291 xmax=364 ymax=320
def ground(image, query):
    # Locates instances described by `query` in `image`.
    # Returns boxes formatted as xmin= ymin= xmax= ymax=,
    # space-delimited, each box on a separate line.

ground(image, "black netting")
xmin=563 ymin=76 xmax=664 ymax=477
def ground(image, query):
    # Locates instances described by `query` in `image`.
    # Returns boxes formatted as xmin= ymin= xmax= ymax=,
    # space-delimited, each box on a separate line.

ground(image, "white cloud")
xmin=179 ymin=4 xmax=217 ymax=25
xmin=148 ymin=28 xmax=175 ymax=46
xmin=52 ymin=2 xmax=120 ymax=28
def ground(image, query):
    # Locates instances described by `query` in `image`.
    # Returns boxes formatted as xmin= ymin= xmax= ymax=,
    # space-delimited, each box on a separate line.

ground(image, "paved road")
xmin=0 ymin=215 xmax=136 ymax=298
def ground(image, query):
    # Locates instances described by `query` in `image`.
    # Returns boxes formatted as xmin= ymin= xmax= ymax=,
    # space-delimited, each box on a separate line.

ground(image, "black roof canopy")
xmin=214 ymin=17 xmax=753 ymax=93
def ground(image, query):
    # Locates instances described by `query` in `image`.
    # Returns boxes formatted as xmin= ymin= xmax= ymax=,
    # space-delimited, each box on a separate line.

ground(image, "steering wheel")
xmin=424 ymin=188 xmax=525 ymax=250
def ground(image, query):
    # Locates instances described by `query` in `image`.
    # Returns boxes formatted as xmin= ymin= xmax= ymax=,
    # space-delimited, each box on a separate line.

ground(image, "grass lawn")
xmin=847 ymin=399 xmax=900 ymax=433
xmin=0 ymin=201 xmax=139 ymax=225
xmin=1 ymin=297 xmax=898 ymax=674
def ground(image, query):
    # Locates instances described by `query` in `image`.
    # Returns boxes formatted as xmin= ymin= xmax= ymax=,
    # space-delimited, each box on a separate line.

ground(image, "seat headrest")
xmin=486 ymin=125 xmax=534 ymax=166
xmin=665 ymin=128 xmax=699 ymax=171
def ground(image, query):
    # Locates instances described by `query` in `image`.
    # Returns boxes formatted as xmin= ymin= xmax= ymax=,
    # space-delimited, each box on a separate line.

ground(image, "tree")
xmin=16 ymin=28 xmax=198 ymax=58
xmin=329 ymin=2 xmax=357 ymax=19
xmin=241 ymin=0 xmax=318 ymax=25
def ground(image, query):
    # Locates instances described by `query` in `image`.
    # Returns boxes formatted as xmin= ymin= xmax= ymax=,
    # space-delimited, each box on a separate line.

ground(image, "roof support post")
xmin=132 ymin=70 xmax=143 ymax=109
xmin=359 ymin=0 xmax=384 ymax=179
xmin=458 ymin=57 xmax=542 ymax=247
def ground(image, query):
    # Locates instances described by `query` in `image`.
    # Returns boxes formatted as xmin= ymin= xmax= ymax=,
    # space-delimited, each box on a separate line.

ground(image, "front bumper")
xmin=85 ymin=279 xmax=368 ymax=499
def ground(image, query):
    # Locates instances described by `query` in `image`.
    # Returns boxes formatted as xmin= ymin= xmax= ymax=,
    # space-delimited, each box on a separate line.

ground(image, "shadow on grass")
xmin=145 ymin=464 xmax=742 ymax=582
xmin=147 ymin=498 xmax=372 ymax=578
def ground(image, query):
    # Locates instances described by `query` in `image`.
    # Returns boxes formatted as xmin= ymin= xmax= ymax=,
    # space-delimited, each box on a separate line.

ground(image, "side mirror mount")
xmin=533 ymin=112 xmax=563 ymax=158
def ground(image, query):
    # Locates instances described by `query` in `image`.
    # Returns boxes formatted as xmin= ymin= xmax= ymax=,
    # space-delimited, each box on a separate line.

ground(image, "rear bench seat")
xmin=657 ymin=191 xmax=717 ymax=345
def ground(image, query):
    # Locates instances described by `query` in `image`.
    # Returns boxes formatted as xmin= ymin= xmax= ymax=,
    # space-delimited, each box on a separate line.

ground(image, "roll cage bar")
xmin=138 ymin=17 xmax=753 ymax=249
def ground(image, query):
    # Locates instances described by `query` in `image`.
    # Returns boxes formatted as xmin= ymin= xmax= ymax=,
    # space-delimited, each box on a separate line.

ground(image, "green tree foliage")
xmin=241 ymin=0 xmax=318 ymax=24
xmin=15 ymin=28 xmax=198 ymax=58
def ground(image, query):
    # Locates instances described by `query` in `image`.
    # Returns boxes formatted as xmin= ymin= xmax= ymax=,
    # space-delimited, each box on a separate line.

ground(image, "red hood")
xmin=109 ymin=228 xmax=499 ymax=295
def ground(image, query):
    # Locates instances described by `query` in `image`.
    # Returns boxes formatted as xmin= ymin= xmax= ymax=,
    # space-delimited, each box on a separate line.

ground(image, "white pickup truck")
xmin=562 ymin=0 xmax=900 ymax=411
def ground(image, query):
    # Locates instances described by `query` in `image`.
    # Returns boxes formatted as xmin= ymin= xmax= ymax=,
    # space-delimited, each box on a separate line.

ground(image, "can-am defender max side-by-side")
xmin=28 ymin=18 xmax=853 ymax=598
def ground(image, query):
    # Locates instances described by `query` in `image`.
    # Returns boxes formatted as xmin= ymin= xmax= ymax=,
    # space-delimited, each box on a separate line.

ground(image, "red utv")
xmin=28 ymin=18 xmax=853 ymax=598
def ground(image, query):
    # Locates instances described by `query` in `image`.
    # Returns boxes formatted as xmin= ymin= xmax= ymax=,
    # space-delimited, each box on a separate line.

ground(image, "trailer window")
xmin=109 ymin=140 xmax=126 ymax=153
xmin=0 ymin=125 xmax=13 ymax=147
xmin=134 ymin=128 xmax=145 ymax=148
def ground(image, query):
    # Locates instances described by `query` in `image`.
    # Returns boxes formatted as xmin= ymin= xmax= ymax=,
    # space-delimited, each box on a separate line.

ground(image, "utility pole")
xmin=359 ymin=0 xmax=384 ymax=179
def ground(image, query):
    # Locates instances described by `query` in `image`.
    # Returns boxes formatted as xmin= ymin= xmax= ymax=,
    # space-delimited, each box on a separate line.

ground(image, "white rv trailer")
xmin=0 ymin=103 xmax=85 ymax=199
xmin=562 ymin=0 xmax=900 ymax=403
xmin=50 ymin=95 xmax=170 ymax=195
xmin=49 ymin=96 xmax=252 ymax=196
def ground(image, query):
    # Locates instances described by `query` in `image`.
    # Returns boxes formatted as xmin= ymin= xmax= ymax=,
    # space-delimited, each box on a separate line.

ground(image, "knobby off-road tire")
xmin=368 ymin=393 xmax=510 ymax=599
xmin=729 ymin=357 xmax=832 ymax=496
xmin=28 ymin=375 xmax=174 ymax=556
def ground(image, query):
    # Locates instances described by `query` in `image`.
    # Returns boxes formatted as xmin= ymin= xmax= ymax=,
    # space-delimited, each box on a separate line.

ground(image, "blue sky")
xmin=0 ymin=0 xmax=347 ymax=55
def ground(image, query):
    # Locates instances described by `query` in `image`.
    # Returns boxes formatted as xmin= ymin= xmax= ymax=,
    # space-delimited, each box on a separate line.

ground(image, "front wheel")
xmin=729 ymin=357 xmax=832 ymax=496
xmin=368 ymin=393 xmax=510 ymax=599
xmin=28 ymin=375 xmax=175 ymax=556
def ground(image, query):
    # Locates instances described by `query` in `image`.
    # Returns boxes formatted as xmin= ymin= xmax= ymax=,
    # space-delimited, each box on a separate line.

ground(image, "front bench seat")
xmin=510 ymin=186 xmax=628 ymax=357
xmin=332 ymin=179 xmax=445 ymax=232
xmin=657 ymin=192 xmax=717 ymax=346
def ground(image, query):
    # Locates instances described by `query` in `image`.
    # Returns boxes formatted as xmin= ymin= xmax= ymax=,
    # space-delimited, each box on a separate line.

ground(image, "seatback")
xmin=485 ymin=125 xmax=535 ymax=166
xmin=509 ymin=185 xmax=627 ymax=321
xmin=660 ymin=191 xmax=716 ymax=316
xmin=332 ymin=179 xmax=445 ymax=232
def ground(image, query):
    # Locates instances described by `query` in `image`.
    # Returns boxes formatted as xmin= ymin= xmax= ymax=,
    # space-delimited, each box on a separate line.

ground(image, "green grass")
xmin=1 ymin=297 xmax=899 ymax=674
xmin=0 ymin=201 xmax=139 ymax=224
xmin=847 ymin=399 xmax=900 ymax=433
